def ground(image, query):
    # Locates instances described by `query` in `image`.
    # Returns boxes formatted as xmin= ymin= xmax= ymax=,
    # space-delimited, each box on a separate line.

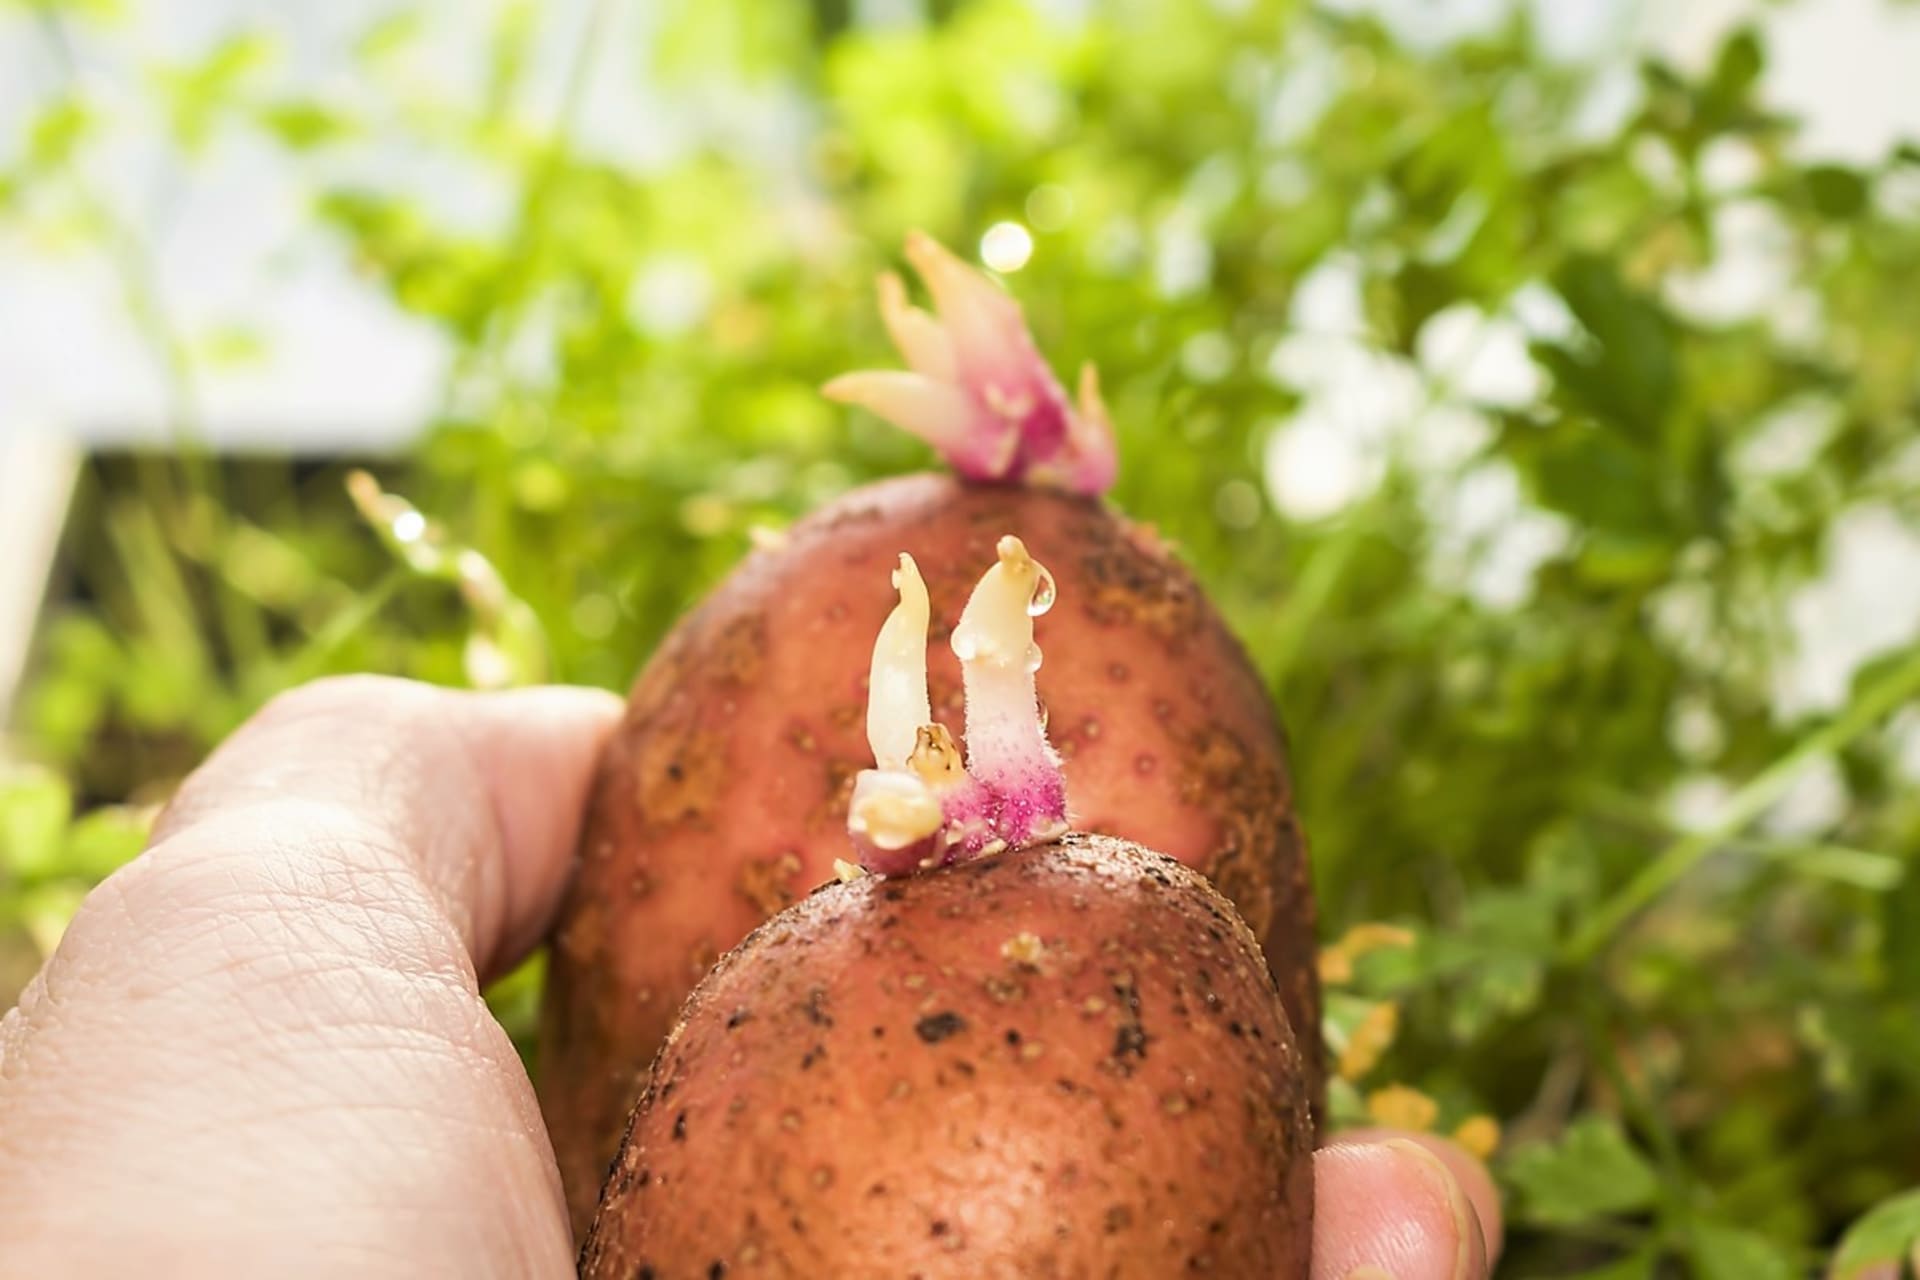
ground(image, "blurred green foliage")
xmin=5 ymin=0 xmax=1920 ymax=1273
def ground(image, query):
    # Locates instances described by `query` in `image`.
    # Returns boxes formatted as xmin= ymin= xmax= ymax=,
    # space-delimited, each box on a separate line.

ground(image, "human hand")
xmin=0 ymin=676 xmax=1501 ymax=1278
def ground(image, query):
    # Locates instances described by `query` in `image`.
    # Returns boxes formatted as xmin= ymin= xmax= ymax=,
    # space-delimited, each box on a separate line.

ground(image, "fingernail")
xmin=1343 ymin=1268 xmax=1397 ymax=1280
xmin=1381 ymin=1138 xmax=1484 ymax=1280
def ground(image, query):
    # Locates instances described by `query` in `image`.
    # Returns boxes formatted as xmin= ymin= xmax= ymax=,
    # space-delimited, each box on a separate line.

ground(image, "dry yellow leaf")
xmin=1366 ymin=1083 xmax=1439 ymax=1132
xmin=1337 ymin=1001 xmax=1400 ymax=1080
xmin=1452 ymin=1114 xmax=1502 ymax=1160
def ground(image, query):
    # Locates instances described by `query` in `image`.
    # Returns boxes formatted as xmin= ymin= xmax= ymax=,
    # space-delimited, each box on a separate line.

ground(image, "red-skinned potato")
xmin=578 ymin=833 xmax=1314 ymax=1279
xmin=541 ymin=477 xmax=1318 ymax=1226
xmin=539 ymin=234 xmax=1319 ymax=1229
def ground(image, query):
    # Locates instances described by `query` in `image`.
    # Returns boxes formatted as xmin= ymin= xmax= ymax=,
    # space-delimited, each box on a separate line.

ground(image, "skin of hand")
xmin=0 ymin=676 xmax=1503 ymax=1279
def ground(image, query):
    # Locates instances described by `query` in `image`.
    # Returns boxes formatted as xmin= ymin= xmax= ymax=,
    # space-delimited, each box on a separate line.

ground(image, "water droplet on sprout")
xmin=1027 ymin=564 xmax=1056 ymax=616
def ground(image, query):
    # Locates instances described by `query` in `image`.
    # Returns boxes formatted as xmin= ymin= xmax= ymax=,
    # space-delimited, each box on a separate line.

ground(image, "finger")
xmin=152 ymin=674 xmax=624 ymax=977
xmin=1330 ymin=1128 xmax=1505 ymax=1264
xmin=1311 ymin=1136 xmax=1500 ymax=1280
xmin=0 ymin=676 xmax=622 ymax=1278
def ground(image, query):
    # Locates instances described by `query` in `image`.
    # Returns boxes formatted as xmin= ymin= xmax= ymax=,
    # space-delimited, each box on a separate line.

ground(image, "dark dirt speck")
xmin=915 ymin=1011 xmax=968 ymax=1044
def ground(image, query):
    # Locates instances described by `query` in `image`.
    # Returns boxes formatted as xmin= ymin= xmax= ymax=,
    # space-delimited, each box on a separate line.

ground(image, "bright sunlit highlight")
xmin=391 ymin=510 xmax=427 ymax=543
xmin=980 ymin=221 xmax=1034 ymax=273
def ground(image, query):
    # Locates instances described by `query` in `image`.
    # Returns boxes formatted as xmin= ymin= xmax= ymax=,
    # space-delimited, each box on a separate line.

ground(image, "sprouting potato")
xmin=540 ymin=235 xmax=1318 ymax=1233
xmin=580 ymin=529 xmax=1313 ymax=1276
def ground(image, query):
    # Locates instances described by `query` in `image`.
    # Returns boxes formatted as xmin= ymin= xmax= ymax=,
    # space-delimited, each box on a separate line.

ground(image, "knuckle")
xmin=69 ymin=818 xmax=470 ymax=994
xmin=255 ymin=674 xmax=433 ymax=730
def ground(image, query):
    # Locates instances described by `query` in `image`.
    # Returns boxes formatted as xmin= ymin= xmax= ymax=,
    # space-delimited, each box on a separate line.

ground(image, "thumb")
xmin=0 ymin=676 xmax=621 ymax=1278
xmin=151 ymin=674 xmax=624 ymax=976
xmin=1313 ymin=1132 xmax=1504 ymax=1280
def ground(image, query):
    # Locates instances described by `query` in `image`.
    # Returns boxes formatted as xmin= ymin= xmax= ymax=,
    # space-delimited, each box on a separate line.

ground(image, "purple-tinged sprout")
xmin=822 ymin=231 xmax=1117 ymax=497
xmin=947 ymin=535 xmax=1067 ymax=852
xmin=846 ymin=535 xmax=1070 ymax=875
xmin=845 ymin=769 xmax=945 ymax=876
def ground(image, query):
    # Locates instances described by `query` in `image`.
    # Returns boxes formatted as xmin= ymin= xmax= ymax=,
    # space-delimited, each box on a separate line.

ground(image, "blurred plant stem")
xmin=277 ymin=570 xmax=404 ymax=687
xmin=1566 ymin=642 xmax=1920 ymax=964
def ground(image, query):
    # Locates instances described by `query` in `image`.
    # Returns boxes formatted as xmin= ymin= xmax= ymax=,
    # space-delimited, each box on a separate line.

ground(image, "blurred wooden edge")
xmin=0 ymin=433 xmax=80 ymax=761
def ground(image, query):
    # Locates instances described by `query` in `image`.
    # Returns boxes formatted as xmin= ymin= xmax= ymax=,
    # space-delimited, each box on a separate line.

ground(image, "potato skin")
xmin=542 ymin=474 xmax=1318 ymax=1229
xmin=579 ymin=834 xmax=1313 ymax=1279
